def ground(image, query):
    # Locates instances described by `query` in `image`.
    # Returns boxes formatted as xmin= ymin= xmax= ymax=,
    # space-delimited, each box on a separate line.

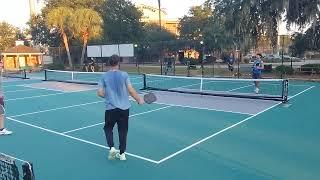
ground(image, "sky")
xmin=0 ymin=0 xmax=293 ymax=34
xmin=0 ymin=0 xmax=206 ymax=29
xmin=130 ymin=0 xmax=206 ymax=19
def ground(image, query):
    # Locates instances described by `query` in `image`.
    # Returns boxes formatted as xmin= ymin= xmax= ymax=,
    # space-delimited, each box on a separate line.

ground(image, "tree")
xmin=0 ymin=22 xmax=18 ymax=52
xmin=28 ymin=15 xmax=61 ymax=47
xmin=289 ymin=33 xmax=307 ymax=57
xmin=71 ymin=8 xmax=103 ymax=65
xmin=43 ymin=0 xmax=104 ymax=14
xmin=179 ymin=3 xmax=213 ymax=41
xmin=285 ymin=0 xmax=319 ymax=28
xmin=143 ymin=23 xmax=176 ymax=42
xmin=304 ymin=22 xmax=320 ymax=51
xmin=102 ymin=0 xmax=144 ymax=43
xmin=290 ymin=20 xmax=320 ymax=57
xmin=46 ymin=6 xmax=73 ymax=67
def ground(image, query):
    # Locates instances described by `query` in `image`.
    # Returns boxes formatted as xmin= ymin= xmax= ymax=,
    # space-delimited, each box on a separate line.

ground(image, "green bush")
xmin=275 ymin=65 xmax=294 ymax=75
xmin=300 ymin=64 xmax=320 ymax=74
xmin=44 ymin=63 xmax=65 ymax=70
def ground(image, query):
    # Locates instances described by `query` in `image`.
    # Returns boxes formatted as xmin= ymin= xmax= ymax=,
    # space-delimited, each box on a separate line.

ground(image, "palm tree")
xmin=71 ymin=8 xmax=103 ymax=65
xmin=46 ymin=7 xmax=73 ymax=68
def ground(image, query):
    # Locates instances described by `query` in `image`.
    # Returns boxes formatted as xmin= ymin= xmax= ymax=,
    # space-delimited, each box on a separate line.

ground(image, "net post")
xmin=237 ymin=53 xmax=241 ymax=79
xmin=143 ymin=74 xmax=147 ymax=89
xmin=212 ymin=60 xmax=215 ymax=77
xmin=187 ymin=61 xmax=190 ymax=77
xmin=23 ymin=69 xmax=27 ymax=79
xmin=282 ymin=79 xmax=289 ymax=102
xmin=44 ymin=69 xmax=47 ymax=81
xmin=173 ymin=58 xmax=176 ymax=76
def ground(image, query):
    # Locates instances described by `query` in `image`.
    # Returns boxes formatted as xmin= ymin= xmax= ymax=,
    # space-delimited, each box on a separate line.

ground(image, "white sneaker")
xmin=255 ymin=88 xmax=259 ymax=94
xmin=0 ymin=128 xmax=13 ymax=136
xmin=116 ymin=153 xmax=126 ymax=161
xmin=108 ymin=147 xmax=119 ymax=160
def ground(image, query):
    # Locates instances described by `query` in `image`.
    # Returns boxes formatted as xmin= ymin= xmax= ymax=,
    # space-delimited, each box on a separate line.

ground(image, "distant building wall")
xmin=136 ymin=3 xmax=179 ymax=36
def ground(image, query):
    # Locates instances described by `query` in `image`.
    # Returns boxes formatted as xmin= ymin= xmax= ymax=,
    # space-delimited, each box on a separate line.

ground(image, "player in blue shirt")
xmin=98 ymin=55 xmax=144 ymax=161
xmin=252 ymin=53 xmax=264 ymax=94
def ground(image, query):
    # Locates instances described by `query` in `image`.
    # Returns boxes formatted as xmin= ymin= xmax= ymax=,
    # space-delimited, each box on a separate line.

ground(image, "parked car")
xmin=263 ymin=54 xmax=281 ymax=62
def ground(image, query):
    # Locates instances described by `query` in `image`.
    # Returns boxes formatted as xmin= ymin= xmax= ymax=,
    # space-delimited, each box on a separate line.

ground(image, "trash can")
xmin=264 ymin=64 xmax=272 ymax=72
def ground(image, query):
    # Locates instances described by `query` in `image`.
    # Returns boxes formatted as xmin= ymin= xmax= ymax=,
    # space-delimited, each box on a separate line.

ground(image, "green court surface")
xmin=1 ymin=76 xmax=320 ymax=180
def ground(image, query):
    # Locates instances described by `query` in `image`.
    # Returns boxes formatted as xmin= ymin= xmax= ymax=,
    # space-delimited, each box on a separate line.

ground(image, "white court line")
xmin=5 ymin=92 xmax=68 ymax=101
xmin=62 ymin=106 xmax=172 ymax=134
xmin=6 ymin=117 xmax=158 ymax=164
xmin=61 ymin=105 xmax=170 ymax=134
xmin=287 ymin=86 xmax=315 ymax=100
xmin=9 ymin=101 xmax=104 ymax=118
xmin=171 ymin=81 xmax=214 ymax=90
xmin=152 ymin=102 xmax=254 ymax=116
xmin=4 ymin=89 xmax=39 ymax=93
xmin=5 ymin=89 xmax=97 ymax=102
xmin=18 ymin=85 xmax=67 ymax=93
xmin=2 ymin=79 xmax=39 ymax=84
xmin=227 ymin=84 xmax=253 ymax=92
xmin=5 ymin=92 xmax=67 ymax=101
xmin=2 ymin=84 xmax=31 ymax=88
xmin=156 ymin=86 xmax=315 ymax=164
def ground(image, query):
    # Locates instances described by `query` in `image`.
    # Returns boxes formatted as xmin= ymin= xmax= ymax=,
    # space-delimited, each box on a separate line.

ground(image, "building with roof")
xmin=0 ymin=41 xmax=43 ymax=70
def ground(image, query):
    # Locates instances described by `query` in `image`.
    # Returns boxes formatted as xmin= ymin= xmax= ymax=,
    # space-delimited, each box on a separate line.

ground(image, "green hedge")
xmin=275 ymin=65 xmax=294 ymax=75
xmin=300 ymin=64 xmax=320 ymax=74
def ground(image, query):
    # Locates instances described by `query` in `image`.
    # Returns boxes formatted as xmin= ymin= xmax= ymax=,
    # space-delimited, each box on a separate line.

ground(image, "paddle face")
xmin=144 ymin=92 xmax=157 ymax=104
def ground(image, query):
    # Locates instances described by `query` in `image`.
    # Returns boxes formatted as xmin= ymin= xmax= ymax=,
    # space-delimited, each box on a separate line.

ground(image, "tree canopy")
xmin=102 ymin=0 xmax=144 ymax=43
xmin=0 ymin=22 xmax=19 ymax=52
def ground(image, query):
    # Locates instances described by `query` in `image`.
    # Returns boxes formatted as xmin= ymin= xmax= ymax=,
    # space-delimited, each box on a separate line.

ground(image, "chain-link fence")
xmin=44 ymin=36 xmax=320 ymax=80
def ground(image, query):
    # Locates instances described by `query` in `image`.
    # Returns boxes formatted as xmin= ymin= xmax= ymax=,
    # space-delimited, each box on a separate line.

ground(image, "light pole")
xmin=280 ymin=35 xmax=285 ymax=79
xmin=134 ymin=44 xmax=140 ymax=74
xmin=158 ymin=0 xmax=164 ymax=75
xmin=200 ymin=41 xmax=205 ymax=77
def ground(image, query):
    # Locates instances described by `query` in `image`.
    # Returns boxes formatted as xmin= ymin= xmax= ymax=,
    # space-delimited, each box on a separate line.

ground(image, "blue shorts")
xmin=252 ymin=73 xmax=261 ymax=79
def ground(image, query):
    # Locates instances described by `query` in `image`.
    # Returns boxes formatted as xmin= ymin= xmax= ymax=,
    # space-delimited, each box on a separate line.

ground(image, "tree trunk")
xmin=62 ymin=32 xmax=73 ymax=68
xmin=80 ymin=37 xmax=88 ymax=65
